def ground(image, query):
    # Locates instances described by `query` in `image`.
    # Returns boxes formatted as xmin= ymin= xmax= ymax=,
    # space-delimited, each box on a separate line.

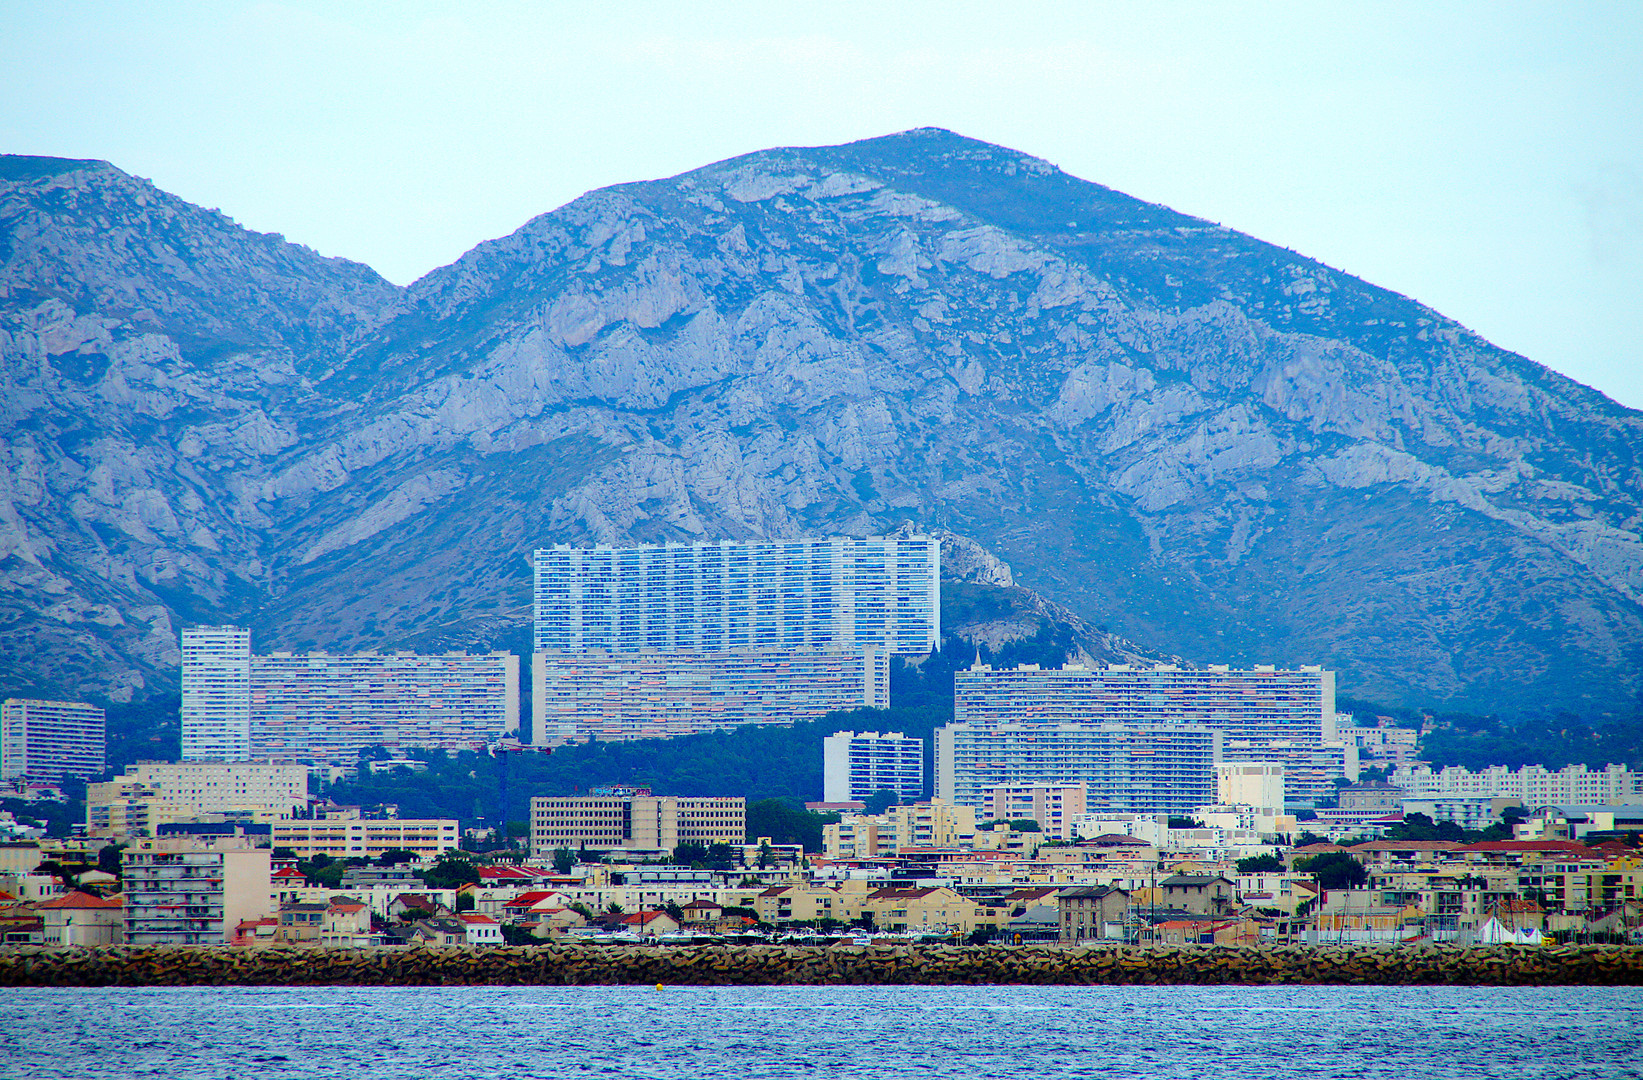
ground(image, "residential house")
xmin=862 ymin=886 xmax=999 ymax=935
xmin=37 ymin=891 xmax=123 ymax=946
xmin=1058 ymin=886 xmax=1132 ymax=942
xmin=459 ymin=912 xmax=504 ymax=945
xmin=617 ymin=910 xmax=680 ymax=937
xmin=1157 ymin=875 xmax=1236 ymax=916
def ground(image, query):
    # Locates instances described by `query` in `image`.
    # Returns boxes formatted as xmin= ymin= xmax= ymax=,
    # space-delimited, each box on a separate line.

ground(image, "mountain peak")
xmin=0 ymin=154 xmax=118 ymax=184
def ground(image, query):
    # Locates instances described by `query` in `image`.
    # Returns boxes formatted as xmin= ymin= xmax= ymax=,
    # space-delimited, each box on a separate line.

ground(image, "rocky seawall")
xmin=4 ymin=943 xmax=1642 ymax=987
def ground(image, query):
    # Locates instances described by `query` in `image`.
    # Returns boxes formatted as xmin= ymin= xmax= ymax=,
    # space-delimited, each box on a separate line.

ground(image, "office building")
xmin=980 ymin=784 xmax=1088 ymax=840
xmin=181 ymin=626 xmax=253 ymax=762
xmin=1 ymin=699 xmax=105 ymax=780
xmin=533 ymin=648 xmax=886 ymax=744
xmin=823 ymin=730 xmax=925 ymax=803
xmin=530 ymin=793 xmax=745 ymax=854
xmin=121 ymin=838 xmax=272 ymax=945
xmin=271 ymin=818 xmax=460 ymax=860
xmin=1390 ymin=763 xmax=1643 ymax=805
xmin=936 ymin=722 xmax=1220 ymax=815
xmin=532 ymin=536 xmax=940 ymax=656
xmin=87 ymin=763 xmax=307 ymax=838
xmin=180 ymin=626 xmax=518 ymax=765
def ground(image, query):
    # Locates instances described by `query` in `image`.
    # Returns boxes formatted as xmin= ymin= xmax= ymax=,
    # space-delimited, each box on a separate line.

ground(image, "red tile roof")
xmin=36 ymin=891 xmax=121 ymax=910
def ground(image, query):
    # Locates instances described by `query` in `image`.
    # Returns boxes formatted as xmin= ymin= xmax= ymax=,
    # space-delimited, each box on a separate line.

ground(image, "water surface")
xmin=4 ymin=983 xmax=1640 ymax=1079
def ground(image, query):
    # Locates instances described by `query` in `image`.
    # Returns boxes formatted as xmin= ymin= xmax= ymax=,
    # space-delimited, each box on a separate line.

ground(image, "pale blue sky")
xmin=5 ymin=2 xmax=1641 ymax=407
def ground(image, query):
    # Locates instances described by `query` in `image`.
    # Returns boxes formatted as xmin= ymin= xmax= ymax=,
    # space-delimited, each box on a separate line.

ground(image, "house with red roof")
xmin=616 ymin=910 xmax=679 ymax=936
xmin=37 ymin=891 xmax=123 ymax=946
xmin=458 ymin=912 xmax=504 ymax=945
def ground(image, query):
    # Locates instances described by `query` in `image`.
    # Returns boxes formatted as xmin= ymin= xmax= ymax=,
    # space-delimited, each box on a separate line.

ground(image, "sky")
xmin=4 ymin=2 xmax=1642 ymax=408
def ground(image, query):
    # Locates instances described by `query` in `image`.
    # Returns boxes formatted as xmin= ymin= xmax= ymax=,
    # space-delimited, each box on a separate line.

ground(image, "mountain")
xmin=2 ymin=131 xmax=1641 ymax=720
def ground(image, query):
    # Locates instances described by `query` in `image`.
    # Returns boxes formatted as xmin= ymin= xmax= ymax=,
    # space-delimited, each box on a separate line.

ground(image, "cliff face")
xmin=2 ymin=132 xmax=1640 ymax=716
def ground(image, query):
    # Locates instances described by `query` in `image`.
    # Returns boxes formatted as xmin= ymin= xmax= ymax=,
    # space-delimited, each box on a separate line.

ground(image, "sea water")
xmin=3 ymin=983 xmax=1641 ymax=1079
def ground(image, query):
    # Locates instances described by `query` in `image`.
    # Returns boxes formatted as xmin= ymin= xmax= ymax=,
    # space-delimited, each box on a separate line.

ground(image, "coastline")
xmin=4 ymin=942 xmax=1641 ymax=987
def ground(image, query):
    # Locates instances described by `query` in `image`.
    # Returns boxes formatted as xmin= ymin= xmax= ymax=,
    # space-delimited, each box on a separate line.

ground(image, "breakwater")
xmin=4 ymin=943 xmax=1642 ymax=987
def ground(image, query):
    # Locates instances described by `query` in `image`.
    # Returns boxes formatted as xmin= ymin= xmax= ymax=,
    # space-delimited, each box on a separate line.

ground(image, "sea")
xmin=3 ymin=983 xmax=1641 ymax=1079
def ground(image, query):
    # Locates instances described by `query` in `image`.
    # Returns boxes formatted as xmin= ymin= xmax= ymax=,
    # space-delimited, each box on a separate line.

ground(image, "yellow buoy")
xmin=655 ymin=983 xmax=664 ymax=990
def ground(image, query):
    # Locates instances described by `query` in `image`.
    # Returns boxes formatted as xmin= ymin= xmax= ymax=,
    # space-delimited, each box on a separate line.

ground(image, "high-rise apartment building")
xmin=533 ymin=648 xmax=887 ymax=744
xmin=532 ymin=536 xmax=940 ymax=656
xmin=951 ymin=662 xmax=1349 ymax=807
xmin=530 ymin=793 xmax=746 ymax=854
xmin=0 ymin=699 xmax=105 ymax=780
xmin=181 ymin=626 xmax=252 ymax=762
xmin=180 ymin=627 xmax=518 ymax=765
xmin=823 ymin=730 xmax=925 ymax=803
xmin=935 ymin=722 xmax=1221 ymax=815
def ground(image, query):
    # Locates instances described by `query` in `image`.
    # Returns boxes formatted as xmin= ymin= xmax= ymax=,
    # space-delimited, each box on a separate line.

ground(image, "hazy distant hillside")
xmin=2 ymin=132 xmax=1641 ymax=719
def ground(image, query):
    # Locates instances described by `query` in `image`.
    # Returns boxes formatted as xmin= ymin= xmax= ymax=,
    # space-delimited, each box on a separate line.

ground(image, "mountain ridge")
xmin=2 ymin=131 xmax=1640 ymax=718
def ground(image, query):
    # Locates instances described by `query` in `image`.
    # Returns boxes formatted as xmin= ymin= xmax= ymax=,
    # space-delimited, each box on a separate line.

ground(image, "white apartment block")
xmin=823 ymin=730 xmax=924 ymax=803
xmin=1 ymin=698 xmax=105 ymax=780
xmin=980 ymin=784 xmax=1088 ymax=840
xmin=936 ymin=722 xmax=1221 ymax=815
xmin=121 ymin=838 xmax=272 ymax=945
xmin=534 ymin=648 xmax=887 ymax=744
xmin=181 ymin=626 xmax=251 ymax=762
xmin=954 ymin=662 xmax=1336 ymax=748
xmin=181 ymin=626 xmax=518 ymax=765
xmin=271 ymin=818 xmax=460 ymax=859
xmin=531 ymin=795 xmax=746 ymax=854
xmin=532 ymin=536 xmax=941 ymax=656
xmin=1217 ymin=762 xmax=1285 ymax=817
xmin=1390 ymin=763 xmax=1643 ymax=805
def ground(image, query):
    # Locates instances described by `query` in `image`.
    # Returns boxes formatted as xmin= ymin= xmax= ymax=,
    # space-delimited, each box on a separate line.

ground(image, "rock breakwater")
xmin=4 ymin=943 xmax=1642 ymax=987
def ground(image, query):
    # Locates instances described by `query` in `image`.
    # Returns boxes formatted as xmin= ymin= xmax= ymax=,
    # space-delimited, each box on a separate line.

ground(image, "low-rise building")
xmin=530 ymin=793 xmax=746 ymax=855
xmin=1058 ymin=886 xmax=1132 ymax=942
xmin=459 ymin=912 xmax=504 ymax=945
xmin=37 ymin=891 xmax=123 ymax=946
xmin=271 ymin=818 xmax=460 ymax=860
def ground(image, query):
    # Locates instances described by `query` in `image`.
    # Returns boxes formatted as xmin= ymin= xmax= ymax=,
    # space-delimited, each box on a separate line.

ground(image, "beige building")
xmin=862 ymin=886 xmax=1002 ymax=934
xmin=887 ymin=799 xmax=976 ymax=850
xmin=822 ymin=814 xmax=892 ymax=860
xmin=530 ymin=793 xmax=745 ymax=853
xmin=1058 ymin=886 xmax=1132 ymax=942
xmin=88 ymin=763 xmax=308 ymax=836
xmin=37 ymin=891 xmax=124 ymax=946
xmin=981 ymin=785 xmax=1087 ymax=840
xmin=271 ymin=818 xmax=460 ymax=859
xmin=122 ymin=838 xmax=273 ymax=945
xmin=1216 ymin=762 xmax=1285 ymax=816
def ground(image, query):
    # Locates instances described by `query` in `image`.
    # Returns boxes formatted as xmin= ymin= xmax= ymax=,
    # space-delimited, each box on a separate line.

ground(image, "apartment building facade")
xmin=271 ymin=818 xmax=460 ymax=860
xmin=1390 ymin=763 xmax=1643 ymax=805
xmin=823 ymin=730 xmax=925 ymax=803
xmin=532 ymin=648 xmax=887 ymax=744
xmin=532 ymin=535 xmax=940 ymax=657
xmin=180 ymin=626 xmax=518 ymax=764
xmin=121 ymin=839 xmax=272 ymax=945
xmin=936 ymin=721 xmax=1221 ymax=815
xmin=980 ymin=784 xmax=1088 ymax=840
xmin=530 ymin=794 xmax=746 ymax=854
xmin=1 ymin=698 xmax=106 ymax=781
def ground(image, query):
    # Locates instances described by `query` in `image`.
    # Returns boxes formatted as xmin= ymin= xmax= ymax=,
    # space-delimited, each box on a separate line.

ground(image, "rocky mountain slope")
xmin=2 ymin=132 xmax=1640 ymax=718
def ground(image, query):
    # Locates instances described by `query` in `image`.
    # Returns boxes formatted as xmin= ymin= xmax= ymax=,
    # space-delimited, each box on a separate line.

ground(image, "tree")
xmin=1236 ymin=853 xmax=1285 ymax=874
xmin=455 ymin=892 xmax=475 ymax=912
xmin=704 ymin=843 xmax=740 ymax=871
xmin=606 ymin=902 xmax=624 ymax=915
xmin=1008 ymin=819 xmax=1042 ymax=833
xmin=863 ymin=790 xmax=900 ymax=815
xmin=501 ymin=924 xmax=538 ymax=945
xmin=673 ymin=842 xmax=709 ymax=866
xmin=745 ymin=798 xmax=834 ymax=851
xmin=757 ymin=840 xmax=773 ymax=868
xmin=664 ymin=900 xmax=684 ymax=922
xmin=377 ymin=848 xmax=417 ymax=866
xmin=1294 ymin=852 xmax=1367 ymax=890
xmin=420 ymin=850 xmax=481 ymax=890
xmin=552 ymin=848 xmax=576 ymax=875
xmin=1167 ymin=817 xmax=1204 ymax=830
xmin=96 ymin=844 xmax=126 ymax=881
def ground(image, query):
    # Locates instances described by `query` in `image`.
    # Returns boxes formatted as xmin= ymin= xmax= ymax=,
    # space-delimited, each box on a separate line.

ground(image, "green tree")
xmin=552 ymin=848 xmax=576 ymax=875
xmin=664 ymin=900 xmax=684 ymax=922
xmin=1294 ymin=852 xmax=1367 ymax=890
xmin=377 ymin=848 xmax=417 ymax=866
xmin=863 ymin=789 xmax=900 ymax=815
xmin=745 ymin=798 xmax=835 ymax=851
xmin=455 ymin=892 xmax=475 ymax=912
xmin=673 ymin=842 xmax=709 ymax=866
xmin=1008 ymin=819 xmax=1042 ymax=833
xmin=419 ymin=850 xmax=481 ymax=890
xmin=1236 ymin=853 xmax=1286 ymax=874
